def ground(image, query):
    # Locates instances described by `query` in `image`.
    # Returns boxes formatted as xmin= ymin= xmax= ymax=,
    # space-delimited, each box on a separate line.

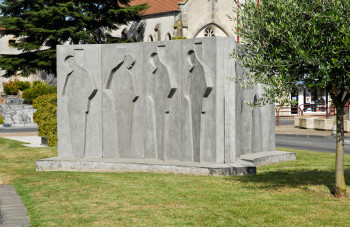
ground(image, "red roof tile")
xmin=130 ymin=0 xmax=182 ymax=15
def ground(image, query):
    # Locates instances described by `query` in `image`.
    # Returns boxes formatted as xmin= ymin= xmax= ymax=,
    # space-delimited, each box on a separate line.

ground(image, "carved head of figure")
xmin=187 ymin=50 xmax=197 ymax=71
xmin=124 ymin=54 xmax=135 ymax=70
xmin=65 ymin=56 xmax=77 ymax=72
xmin=150 ymin=52 xmax=160 ymax=73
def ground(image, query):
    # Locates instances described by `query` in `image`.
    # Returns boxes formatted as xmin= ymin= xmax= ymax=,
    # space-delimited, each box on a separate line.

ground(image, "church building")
xmin=112 ymin=0 xmax=238 ymax=42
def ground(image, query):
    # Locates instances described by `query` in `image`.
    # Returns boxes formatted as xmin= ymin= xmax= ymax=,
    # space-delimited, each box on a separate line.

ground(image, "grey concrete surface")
xmin=239 ymin=151 xmax=296 ymax=167
xmin=53 ymin=37 xmax=276 ymax=164
xmin=0 ymin=185 xmax=30 ymax=227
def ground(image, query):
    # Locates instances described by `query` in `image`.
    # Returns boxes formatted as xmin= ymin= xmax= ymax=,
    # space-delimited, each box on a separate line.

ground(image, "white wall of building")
xmin=182 ymin=0 xmax=236 ymax=38
xmin=0 ymin=35 xmax=21 ymax=55
xmin=0 ymin=36 xmax=40 ymax=92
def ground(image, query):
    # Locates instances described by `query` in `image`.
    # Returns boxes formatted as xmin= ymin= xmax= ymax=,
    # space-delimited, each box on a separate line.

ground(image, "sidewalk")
xmin=276 ymin=124 xmax=350 ymax=137
xmin=0 ymin=131 xmax=47 ymax=148
xmin=0 ymin=185 xmax=30 ymax=226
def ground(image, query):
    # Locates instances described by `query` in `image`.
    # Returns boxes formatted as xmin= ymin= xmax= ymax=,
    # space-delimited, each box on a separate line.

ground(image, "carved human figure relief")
xmin=104 ymin=54 xmax=139 ymax=158
xmin=62 ymin=50 xmax=97 ymax=158
xmin=148 ymin=51 xmax=177 ymax=160
xmin=184 ymin=49 xmax=213 ymax=162
xmin=240 ymin=90 xmax=263 ymax=155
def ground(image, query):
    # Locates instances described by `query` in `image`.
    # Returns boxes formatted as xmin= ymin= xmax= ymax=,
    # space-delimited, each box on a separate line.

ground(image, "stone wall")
xmin=0 ymin=96 xmax=37 ymax=127
xmin=56 ymin=37 xmax=275 ymax=164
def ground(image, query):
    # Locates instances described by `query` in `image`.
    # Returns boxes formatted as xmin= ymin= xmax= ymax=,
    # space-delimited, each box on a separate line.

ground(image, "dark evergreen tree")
xmin=0 ymin=0 xmax=147 ymax=76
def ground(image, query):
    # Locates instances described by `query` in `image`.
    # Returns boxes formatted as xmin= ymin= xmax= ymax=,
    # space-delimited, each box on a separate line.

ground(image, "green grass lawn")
xmin=0 ymin=137 xmax=350 ymax=226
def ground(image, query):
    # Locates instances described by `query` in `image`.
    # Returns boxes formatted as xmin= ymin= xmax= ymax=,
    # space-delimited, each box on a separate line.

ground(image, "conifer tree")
xmin=0 ymin=0 xmax=147 ymax=76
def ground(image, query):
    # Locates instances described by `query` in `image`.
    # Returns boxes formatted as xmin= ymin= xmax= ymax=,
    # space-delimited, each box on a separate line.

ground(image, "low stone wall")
xmin=294 ymin=117 xmax=301 ymax=127
xmin=294 ymin=117 xmax=342 ymax=131
xmin=0 ymin=96 xmax=37 ymax=127
xmin=314 ymin=118 xmax=334 ymax=131
xmin=299 ymin=117 xmax=316 ymax=129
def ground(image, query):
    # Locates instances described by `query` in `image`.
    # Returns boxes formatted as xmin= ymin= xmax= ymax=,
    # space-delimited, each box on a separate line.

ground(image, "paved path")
xmin=0 ymin=185 xmax=30 ymax=227
xmin=2 ymin=136 xmax=46 ymax=148
xmin=276 ymin=124 xmax=350 ymax=137
xmin=0 ymin=131 xmax=47 ymax=148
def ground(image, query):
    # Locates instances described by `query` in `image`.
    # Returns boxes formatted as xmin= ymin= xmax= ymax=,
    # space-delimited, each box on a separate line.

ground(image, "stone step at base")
xmin=36 ymin=151 xmax=296 ymax=176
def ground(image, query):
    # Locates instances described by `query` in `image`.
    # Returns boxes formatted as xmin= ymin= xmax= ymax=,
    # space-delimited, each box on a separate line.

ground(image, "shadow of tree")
xmin=226 ymin=168 xmax=350 ymax=195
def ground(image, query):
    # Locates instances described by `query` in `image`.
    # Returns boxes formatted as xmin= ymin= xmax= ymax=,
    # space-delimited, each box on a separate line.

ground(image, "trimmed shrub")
xmin=3 ymin=79 xmax=20 ymax=95
xmin=22 ymin=82 xmax=57 ymax=104
xmin=17 ymin=81 xmax=31 ymax=91
xmin=0 ymin=116 xmax=3 ymax=124
xmin=33 ymin=93 xmax=57 ymax=147
xmin=2 ymin=79 xmax=31 ymax=95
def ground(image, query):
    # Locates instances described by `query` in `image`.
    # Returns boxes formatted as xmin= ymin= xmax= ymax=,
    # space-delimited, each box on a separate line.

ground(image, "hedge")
xmin=33 ymin=93 xmax=57 ymax=147
xmin=2 ymin=79 xmax=30 ymax=95
xmin=22 ymin=82 xmax=57 ymax=104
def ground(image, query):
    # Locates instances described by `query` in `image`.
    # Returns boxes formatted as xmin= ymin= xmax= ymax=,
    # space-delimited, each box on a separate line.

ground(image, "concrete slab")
xmin=36 ymin=150 xmax=295 ymax=176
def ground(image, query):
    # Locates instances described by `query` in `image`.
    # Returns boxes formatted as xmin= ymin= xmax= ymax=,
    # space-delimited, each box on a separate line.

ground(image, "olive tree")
xmin=232 ymin=0 xmax=350 ymax=197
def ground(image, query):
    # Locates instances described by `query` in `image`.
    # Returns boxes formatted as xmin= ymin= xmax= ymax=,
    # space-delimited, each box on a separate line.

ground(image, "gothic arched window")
xmin=204 ymin=27 xmax=215 ymax=37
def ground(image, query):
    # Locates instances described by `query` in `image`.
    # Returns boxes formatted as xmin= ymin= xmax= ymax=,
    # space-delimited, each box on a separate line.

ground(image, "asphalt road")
xmin=0 ymin=126 xmax=38 ymax=133
xmin=276 ymin=135 xmax=350 ymax=154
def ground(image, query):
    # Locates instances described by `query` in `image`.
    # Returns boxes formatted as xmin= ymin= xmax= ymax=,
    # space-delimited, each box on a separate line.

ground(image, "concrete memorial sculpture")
xmin=37 ymin=37 xmax=296 ymax=176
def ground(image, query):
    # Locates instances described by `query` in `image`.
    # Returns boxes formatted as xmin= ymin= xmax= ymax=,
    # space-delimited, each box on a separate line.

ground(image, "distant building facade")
xmin=112 ymin=0 xmax=237 ymax=42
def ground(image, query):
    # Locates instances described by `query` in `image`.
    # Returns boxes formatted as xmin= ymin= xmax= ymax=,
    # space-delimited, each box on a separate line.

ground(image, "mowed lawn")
xmin=0 ymin=137 xmax=350 ymax=226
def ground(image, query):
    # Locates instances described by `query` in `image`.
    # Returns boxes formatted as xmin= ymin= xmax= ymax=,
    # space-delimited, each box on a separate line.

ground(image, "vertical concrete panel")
xmin=143 ymin=43 xmax=158 ymax=159
xmin=180 ymin=38 xmax=216 ymax=163
xmin=180 ymin=39 xmax=195 ymax=162
xmin=57 ymin=45 xmax=102 ymax=158
xmin=156 ymin=41 xmax=182 ymax=161
xmin=213 ymin=37 xmax=228 ymax=164
xmin=234 ymin=61 xmax=247 ymax=158
xmin=102 ymin=43 xmax=145 ymax=158
xmin=224 ymin=38 xmax=237 ymax=163
xmin=258 ymin=85 xmax=276 ymax=152
xmin=57 ymin=46 xmax=73 ymax=157
xmin=197 ymin=38 xmax=216 ymax=164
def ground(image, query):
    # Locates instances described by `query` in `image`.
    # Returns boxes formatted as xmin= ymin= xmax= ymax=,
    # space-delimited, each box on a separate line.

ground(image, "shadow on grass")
xmin=227 ymin=168 xmax=350 ymax=195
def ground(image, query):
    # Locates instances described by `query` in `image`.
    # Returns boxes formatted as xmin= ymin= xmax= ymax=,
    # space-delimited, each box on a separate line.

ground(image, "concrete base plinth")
xmin=238 ymin=151 xmax=297 ymax=167
xmin=36 ymin=151 xmax=296 ymax=176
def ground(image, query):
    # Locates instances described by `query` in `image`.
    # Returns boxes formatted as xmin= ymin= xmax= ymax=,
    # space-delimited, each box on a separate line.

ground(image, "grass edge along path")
xmin=0 ymin=137 xmax=349 ymax=226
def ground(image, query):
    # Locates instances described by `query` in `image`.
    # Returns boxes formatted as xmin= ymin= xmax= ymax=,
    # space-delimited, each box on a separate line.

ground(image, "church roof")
xmin=130 ymin=0 xmax=182 ymax=15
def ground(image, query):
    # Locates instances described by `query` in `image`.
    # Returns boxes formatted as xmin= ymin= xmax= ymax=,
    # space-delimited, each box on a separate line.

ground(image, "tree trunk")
xmin=335 ymin=104 xmax=347 ymax=198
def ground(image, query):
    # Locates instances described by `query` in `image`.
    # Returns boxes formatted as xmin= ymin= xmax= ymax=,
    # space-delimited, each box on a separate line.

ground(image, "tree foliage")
xmin=33 ymin=93 xmax=57 ymax=147
xmin=0 ymin=0 xmax=148 ymax=76
xmin=233 ymin=0 xmax=350 ymax=197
